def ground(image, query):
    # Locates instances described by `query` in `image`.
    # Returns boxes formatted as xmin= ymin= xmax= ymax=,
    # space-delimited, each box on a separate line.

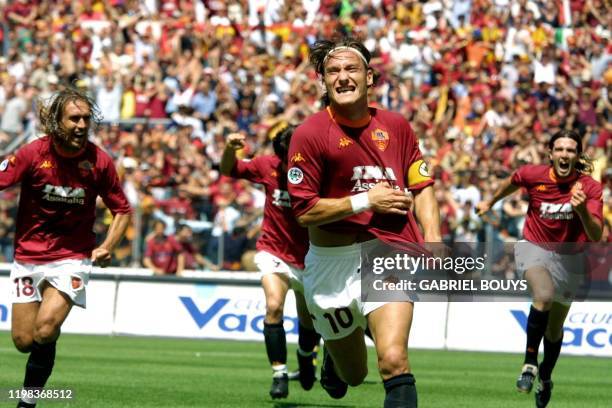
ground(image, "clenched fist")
xmin=226 ymin=133 xmax=246 ymax=151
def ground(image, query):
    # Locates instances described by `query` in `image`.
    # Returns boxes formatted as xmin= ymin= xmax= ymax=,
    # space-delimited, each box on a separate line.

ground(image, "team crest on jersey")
xmin=338 ymin=137 xmax=353 ymax=148
xmin=291 ymin=152 xmax=305 ymax=163
xmin=371 ymin=129 xmax=389 ymax=151
xmin=535 ymin=185 xmax=547 ymax=192
xmin=270 ymin=170 xmax=278 ymax=177
xmin=39 ymin=160 xmax=54 ymax=169
xmin=288 ymin=167 xmax=304 ymax=185
xmin=78 ymin=160 xmax=93 ymax=171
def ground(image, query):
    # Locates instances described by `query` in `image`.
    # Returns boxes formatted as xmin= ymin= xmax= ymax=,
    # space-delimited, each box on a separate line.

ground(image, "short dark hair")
xmin=309 ymin=36 xmax=372 ymax=76
xmin=272 ymin=125 xmax=295 ymax=160
xmin=309 ymin=35 xmax=379 ymax=106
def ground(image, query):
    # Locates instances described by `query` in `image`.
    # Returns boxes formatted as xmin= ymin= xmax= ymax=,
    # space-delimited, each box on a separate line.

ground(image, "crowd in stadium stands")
xmin=0 ymin=0 xmax=609 ymax=278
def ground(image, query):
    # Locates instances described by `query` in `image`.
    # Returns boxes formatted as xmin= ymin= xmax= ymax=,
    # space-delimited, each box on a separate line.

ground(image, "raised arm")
xmin=220 ymin=133 xmax=246 ymax=176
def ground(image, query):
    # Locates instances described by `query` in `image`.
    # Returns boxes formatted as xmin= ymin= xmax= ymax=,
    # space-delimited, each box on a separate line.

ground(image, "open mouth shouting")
xmin=555 ymin=158 xmax=573 ymax=176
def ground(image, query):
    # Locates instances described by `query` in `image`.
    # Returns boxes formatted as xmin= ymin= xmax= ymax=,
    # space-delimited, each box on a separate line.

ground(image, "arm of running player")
xmin=220 ymin=133 xmax=246 ymax=176
xmin=475 ymin=176 xmax=520 ymax=216
xmin=413 ymin=185 xmax=442 ymax=242
xmin=91 ymin=212 xmax=131 ymax=267
xmin=296 ymin=182 xmax=413 ymax=227
xmin=571 ymin=182 xmax=603 ymax=242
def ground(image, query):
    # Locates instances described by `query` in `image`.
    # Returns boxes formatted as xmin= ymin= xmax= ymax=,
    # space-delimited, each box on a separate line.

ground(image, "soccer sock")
xmin=297 ymin=323 xmax=321 ymax=354
xmin=383 ymin=373 xmax=417 ymax=408
xmin=539 ymin=335 xmax=563 ymax=381
xmin=263 ymin=322 xmax=287 ymax=367
xmin=21 ymin=341 xmax=56 ymax=404
xmin=524 ymin=306 xmax=549 ymax=366
xmin=272 ymin=364 xmax=288 ymax=378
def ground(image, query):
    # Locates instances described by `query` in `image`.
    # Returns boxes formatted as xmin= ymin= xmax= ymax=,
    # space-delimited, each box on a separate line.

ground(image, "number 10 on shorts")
xmin=320 ymin=307 xmax=354 ymax=335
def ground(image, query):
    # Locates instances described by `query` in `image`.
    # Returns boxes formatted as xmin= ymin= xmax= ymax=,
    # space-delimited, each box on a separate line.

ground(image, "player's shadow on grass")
xmin=270 ymin=403 xmax=356 ymax=408
xmin=270 ymin=381 xmax=379 ymax=408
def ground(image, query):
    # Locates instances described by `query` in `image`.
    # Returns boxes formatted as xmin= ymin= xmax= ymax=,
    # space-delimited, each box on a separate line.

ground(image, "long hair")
xmin=309 ymin=35 xmax=380 ymax=106
xmin=38 ymin=87 xmax=102 ymax=138
xmin=548 ymin=129 xmax=593 ymax=175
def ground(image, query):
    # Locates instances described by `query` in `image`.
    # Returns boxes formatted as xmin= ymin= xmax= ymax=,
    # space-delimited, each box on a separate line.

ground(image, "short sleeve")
xmin=403 ymin=121 xmax=433 ymax=191
xmin=585 ymin=180 xmax=603 ymax=224
xmin=287 ymin=123 xmax=325 ymax=217
xmin=231 ymin=156 xmax=265 ymax=184
xmin=511 ymin=165 xmax=531 ymax=187
xmin=0 ymin=146 xmax=31 ymax=189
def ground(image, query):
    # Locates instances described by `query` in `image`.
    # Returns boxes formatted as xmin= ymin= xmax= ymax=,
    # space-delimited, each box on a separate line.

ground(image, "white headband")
xmin=323 ymin=46 xmax=369 ymax=67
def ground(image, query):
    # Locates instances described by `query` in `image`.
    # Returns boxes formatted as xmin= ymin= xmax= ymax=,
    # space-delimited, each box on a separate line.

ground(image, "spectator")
xmin=142 ymin=219 xmax=182 ymax=275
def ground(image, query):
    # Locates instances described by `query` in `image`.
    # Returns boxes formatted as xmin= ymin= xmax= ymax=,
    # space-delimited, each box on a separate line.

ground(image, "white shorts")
xmin=254 ymin=251 xmax=304 ymax=294
xmin=515 ymin=241 xmax=585 ymax=304
xmin=303 ymin=240 xmax=388 ymax=340
xmin=10 ymin=259 xmax=92 ymax=308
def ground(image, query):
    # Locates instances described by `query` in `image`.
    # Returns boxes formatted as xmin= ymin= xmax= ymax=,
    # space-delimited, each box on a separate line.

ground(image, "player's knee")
xmin=377 ymin=345 xmax=408 ymax=378
xmin=12 ymin=333 xmax=34 ymax=353
xmin=532 ymin=289 xmax=554 ymax=307
xmin=33 ymin=319 xmax=61 ymax=344
xmin=265 ymin=299 xmax=284 ymax=321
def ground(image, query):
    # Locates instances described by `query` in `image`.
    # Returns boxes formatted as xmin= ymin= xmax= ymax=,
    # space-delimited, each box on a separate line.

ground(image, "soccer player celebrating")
xmin=476 ymin=129 xmax=603 ymax=407
xmin=220 ymin=126 xmax=321 ymax=399
xmin=287 ymin=37 xmax=440 ymax=407
xmin=1 ymin=87 xmax=131 ymax=408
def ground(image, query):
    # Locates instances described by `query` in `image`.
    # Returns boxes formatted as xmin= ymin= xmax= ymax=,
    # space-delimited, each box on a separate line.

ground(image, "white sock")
xmin=272 ymin=364 xmax=287 ymax=377
xmin=21 ymin=388 xmax=37 ymax=405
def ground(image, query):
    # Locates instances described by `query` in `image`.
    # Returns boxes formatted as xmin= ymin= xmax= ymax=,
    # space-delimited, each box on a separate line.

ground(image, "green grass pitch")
xmin=0 ymin=331 xmax=609 ymax=407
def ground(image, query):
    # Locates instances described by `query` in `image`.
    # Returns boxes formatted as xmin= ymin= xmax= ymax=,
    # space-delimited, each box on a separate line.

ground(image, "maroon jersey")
xmin=287 ymin=107 xmax=433 ymax=244
xmin=179 ymin=241 xmax=199 ymax=270
xmin=145 ymin=234 xmax=182 ymax=274
xmin=511 ymin=164 xmax=603 ymax=243
xmin=232 ymin=155 xmax=308 ymax=268
xmin=0 ymin=136 xmax=131 ymax=263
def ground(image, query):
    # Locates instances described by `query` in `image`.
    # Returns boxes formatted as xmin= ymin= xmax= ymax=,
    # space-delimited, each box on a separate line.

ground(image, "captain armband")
xmin=407 ymin=159 xmax=432 ymax=188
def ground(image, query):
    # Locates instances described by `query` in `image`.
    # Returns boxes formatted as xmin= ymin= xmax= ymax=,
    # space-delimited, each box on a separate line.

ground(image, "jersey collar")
xmin=327 ymin=106 xmax=371 ymax=128
xmin=548 ymin=167 xmax=578 ymax=183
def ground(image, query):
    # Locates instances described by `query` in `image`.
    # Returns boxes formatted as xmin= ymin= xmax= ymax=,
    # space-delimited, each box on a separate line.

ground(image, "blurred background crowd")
xmin=0 ymin=0 xmax=609 ymax=280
